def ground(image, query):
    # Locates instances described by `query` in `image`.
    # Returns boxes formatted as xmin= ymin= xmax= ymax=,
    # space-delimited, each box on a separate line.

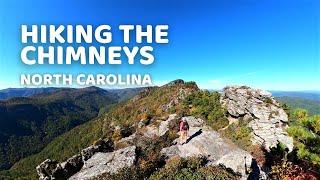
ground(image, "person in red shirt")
xmin=179 ymin=117 xmax=189 ymax=145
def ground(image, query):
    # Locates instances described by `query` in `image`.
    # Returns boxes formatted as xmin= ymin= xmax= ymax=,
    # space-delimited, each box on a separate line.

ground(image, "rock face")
xmin=69 ymin=146 xmax=136 ymax=180
xmin=36 ymin=159 xmax=61 ymax=180
xmin=161 ymin=116 xmax=264 ymax=179
xmin=221 ymin=86 xmax=293 ymax=152
xmin=116 ymin=133 xmax=136 ymax=147
xmin=158 ymin=114 xmax=177 ymax=136
xmin=81 ymin=139 xmax=112 ymax=162
xmin=36 ymin=155 xmax=83 ymax=180
xmin=36 ymin=139 xmax=112 ymax=180
xmin=143 ymin=114 xmax=178 ymax=138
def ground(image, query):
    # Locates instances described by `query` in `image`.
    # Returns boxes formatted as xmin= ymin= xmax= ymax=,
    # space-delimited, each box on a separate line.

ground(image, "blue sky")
xmin=0 ymin=0 xmax=319 ymax=90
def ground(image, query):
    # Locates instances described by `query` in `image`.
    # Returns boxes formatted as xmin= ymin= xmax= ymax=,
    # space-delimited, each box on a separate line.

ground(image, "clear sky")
xmin=0 ymin=0 xmax=319 ymax=90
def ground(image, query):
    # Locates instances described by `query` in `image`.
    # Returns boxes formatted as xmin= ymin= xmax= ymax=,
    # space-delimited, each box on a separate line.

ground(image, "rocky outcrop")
xmin=81 ymin=139 xmax=113 ymax=161
xmin=221 ymin=86 xmax=293 ymax=152
xmin=143 ymin=125 xmax=159 ymax=138
xmin=161 ymin=80 xmax=198 ymax=112
xmin=60 ymin=155 xmax=83 ymax=177
xmin=182 ymin=116 xmax=205 ymax=127
xmin=36 ymin=155 xmax=83 ymax=180
xmin=161 ymin=116 xmax=265 ymax=179
xmin=143 ymin=114 xmax=178 ymax=138
xmin=37 ymin=159 xmax=61 ymax=180
xmin=158 ymin=114 xmax=177 ymax=136
xmin=69 ymin=146 xmax=136 ymax=180
xmin=36 ymin=139 xmax=112 ymax=180
xmin=116 ymin=133 xmax=136 ymax=147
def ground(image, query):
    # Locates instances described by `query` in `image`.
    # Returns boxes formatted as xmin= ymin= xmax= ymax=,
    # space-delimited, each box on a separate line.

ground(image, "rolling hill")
xmin=271 ymin=91 xmax=320 ymax=115
xmin=275 ymin=96 xmax=320 ymax=115
xmin=272 ymin=91 xmax=320 ymax=101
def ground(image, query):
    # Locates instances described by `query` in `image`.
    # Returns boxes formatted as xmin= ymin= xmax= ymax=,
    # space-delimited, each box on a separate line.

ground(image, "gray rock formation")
xmin=36 ymin=139 xmax=112 ymax=180
xmin=158 ymin=114 xmax=177 ymax=136
xmin=143 ymin=125 xmax=159 ymax=138
xmin=161 ymin=116 xmax=265 ymax=179
xmin=117 ymin=133 xmax=136 ymax=145
xmin=36 ymin=155 xmax=83 ymax=180
xmin=69 ymin=146 xmax=136 ymax=180
xmin=143 ymin=114 xmax=177 ymax=138
xmin=37 ymin=159 xmax=61 ymax=180
xmin=221 ymin=86 xmax=293 ymax=152
xmin=81 ymin=138 xmax=113 ymax=161
xmin=59 ymin=155 xmax=84 ymax=177
xmin=183 ymin=116 xmax=204 ymax=127
xmin=114 ymin=132 xmax=137 ymax=149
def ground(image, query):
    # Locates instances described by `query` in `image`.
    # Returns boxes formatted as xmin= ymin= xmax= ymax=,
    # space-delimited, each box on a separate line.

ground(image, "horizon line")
xmin=0 ymin=85 xmax=319 ymax=92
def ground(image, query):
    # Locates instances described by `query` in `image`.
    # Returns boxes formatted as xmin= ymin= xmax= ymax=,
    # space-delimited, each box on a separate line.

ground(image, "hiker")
xmin=179 ymin=117 xmax=189 ymax=144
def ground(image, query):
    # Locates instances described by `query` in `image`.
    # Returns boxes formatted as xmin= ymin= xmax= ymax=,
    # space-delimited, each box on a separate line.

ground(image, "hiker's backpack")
xmin=181 ymin=121 xmax=189 ymax=131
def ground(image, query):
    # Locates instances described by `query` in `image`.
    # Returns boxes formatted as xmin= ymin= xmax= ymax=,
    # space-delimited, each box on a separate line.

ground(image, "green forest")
xmin=0 ymin=87 xmax=119 ymax=170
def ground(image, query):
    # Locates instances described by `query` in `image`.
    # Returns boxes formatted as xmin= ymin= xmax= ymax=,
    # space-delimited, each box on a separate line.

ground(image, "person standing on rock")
xmin=179 ymin=117 xmax=189 ymax=145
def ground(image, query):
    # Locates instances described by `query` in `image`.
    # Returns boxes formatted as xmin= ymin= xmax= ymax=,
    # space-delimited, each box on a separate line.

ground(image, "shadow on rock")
xmin=187 ymin=129 xmax=202 ymax=143
xmin=247 ymin=158 xmax=260 ymax=180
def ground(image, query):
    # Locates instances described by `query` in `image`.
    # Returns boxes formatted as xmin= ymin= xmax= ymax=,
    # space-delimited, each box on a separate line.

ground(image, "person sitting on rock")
xmin=179 ymin=117 xmax=189 ymax=145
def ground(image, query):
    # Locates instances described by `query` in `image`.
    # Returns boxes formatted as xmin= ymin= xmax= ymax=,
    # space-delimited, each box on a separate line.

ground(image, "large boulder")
xmin=158 ymin=114 xmax=177 ymax=136
xmin=183 ymin=116 xmax=204 ymax=127
xmin=161 ymin=116 xmax=264 ymax=179
xmin=36 ymin=159 xmax=62 ymax=180
xmin=81 ymin=138 xmax=113 ymax=161
xmin=69 ymin=146 xmax=136 ymax=180
xmin=142 ymin=114 xmax=178 ymax=138
xmin=143 ymin=125 xmax=159 ymax=138
xmin=116 ymin=133 xmax=136 ymax=147
xmin=36 ymin=155 xmax=83 ymax=180
xmin=60 ymin=155 xmax=84 ymax=178
xmin=221 ymin=86 xmax=293 ymax=152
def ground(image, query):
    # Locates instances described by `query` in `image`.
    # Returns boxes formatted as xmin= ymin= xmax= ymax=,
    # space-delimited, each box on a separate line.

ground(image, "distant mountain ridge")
xmin=0 ymin=87 xmax=147 ymax=101
xmin=271 ymin=91 xmax=320 ymax=102
xmin=270 ymin=91 xmax=320 ymax=115
xmin=0 ymin=87 xmax=59 ymax=100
